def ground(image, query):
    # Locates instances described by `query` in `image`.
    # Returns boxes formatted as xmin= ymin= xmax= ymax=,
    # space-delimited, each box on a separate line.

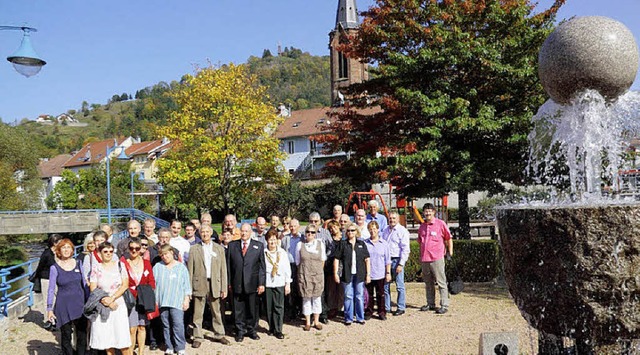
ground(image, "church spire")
xmin=335 ymin=0 xmax=359 ymax=30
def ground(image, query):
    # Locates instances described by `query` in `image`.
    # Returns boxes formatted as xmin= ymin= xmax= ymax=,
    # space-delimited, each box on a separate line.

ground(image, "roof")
xmin=335 ymin=0 xmax=359 ymax=30
xmin=38 ymin=154 xmax=72 ymax=178
xmin=63 ymin=138 xmax=128 ymax=168
xmin=125 ymin=139 xmax=171 ymax=156
xmin=275 ymin=106 xmax=381 ymax=139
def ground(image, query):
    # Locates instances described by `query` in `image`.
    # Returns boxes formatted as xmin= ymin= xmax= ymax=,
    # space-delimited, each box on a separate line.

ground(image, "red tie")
xmin=242 ymin=242 xmax=248 ymax=256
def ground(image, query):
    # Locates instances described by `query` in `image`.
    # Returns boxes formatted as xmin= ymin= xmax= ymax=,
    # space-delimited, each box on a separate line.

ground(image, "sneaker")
xmin=420 ymin=305 xmax=437 ymax=312
xmin=393 ymin=310 xmax=405 ymax=316
xmin=177 ymin=351 xmax=186 ymax=355
xmin=150 ymin=343 xmax=159 ymax=351
xmin=435 ymin=307 xmax=448 ymax=314
xmin=165 ymin=350 xmax=174 ymax=355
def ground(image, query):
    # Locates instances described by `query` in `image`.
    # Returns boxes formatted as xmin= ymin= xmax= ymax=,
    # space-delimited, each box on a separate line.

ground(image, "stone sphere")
xmin=538 ymin=16 xmax=639 ymax=104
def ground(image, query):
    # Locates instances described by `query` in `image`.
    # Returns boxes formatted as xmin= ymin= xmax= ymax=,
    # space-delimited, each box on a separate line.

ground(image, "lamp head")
xmin=7 ymin=28 xmax=46 ymax=77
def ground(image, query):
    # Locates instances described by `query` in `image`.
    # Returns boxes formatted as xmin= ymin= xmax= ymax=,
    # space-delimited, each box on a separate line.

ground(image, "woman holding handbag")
xmin=121 ymin=238 xmax=156 ymax=355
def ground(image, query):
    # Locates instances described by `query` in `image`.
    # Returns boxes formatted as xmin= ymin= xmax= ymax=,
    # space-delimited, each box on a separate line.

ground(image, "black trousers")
xmin=233 ymin=292 xmax=258 ymax=336
xmin=265 ymin=287 xmax=285 ymax=333
xmin=365 ymin=278 xmax=387 ymax=317
xmin=61 ymin=316 xmax=87 ymax=355
xmin=285 ymin=263 xmax=302 ymax=319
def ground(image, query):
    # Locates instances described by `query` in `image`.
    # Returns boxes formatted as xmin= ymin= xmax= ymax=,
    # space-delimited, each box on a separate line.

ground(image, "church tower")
xmin=329 ymin=0 xmax=369 ymax=105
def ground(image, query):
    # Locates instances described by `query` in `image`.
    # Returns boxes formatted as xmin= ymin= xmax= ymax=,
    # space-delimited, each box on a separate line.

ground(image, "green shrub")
xmin=0 ymin=246 xmax=28 ymax=268
xmin=404 ymin=239 xmax=501 ymax=282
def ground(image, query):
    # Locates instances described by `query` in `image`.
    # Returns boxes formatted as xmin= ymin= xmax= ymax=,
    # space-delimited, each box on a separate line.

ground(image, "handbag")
xmin=118 ymin=261 xmax=136 ymax=314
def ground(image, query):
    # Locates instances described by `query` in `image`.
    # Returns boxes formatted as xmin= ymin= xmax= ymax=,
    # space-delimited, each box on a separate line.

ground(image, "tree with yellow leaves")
xmin=157 ymin=64 xmax=288 ymax=214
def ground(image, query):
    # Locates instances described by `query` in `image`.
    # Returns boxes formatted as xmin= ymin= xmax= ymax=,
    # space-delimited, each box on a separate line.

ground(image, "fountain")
xmin=496 ymin=16 xmax=640 ymax=353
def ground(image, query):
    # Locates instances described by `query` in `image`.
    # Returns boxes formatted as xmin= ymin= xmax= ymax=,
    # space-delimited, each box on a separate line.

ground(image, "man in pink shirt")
xmin=417 ymin=203 xmax=453 ymax=314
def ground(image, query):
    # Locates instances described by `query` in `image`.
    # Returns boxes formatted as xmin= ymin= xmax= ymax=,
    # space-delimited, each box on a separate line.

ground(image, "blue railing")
xmin=0 ymin=208 xmax=168 ymax=229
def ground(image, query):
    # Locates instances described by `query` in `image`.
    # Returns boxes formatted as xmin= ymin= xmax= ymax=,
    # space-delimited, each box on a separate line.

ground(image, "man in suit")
xmin=187 ymin=224 xmax=230 ymax=348
xmin=227 ymin=223 xmax=266 ymax=342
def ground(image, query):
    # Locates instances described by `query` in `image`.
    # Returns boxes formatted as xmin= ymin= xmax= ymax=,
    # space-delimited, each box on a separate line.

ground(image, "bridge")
xmin=0 ymin=208 xmax=169 ymax=235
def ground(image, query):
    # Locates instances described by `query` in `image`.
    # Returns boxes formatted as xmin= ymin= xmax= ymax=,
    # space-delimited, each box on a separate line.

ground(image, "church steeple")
xmin=329 ymin=0 xmax=368 ymax=105
xmin=335 ymin=0 xmax=359 ymax=30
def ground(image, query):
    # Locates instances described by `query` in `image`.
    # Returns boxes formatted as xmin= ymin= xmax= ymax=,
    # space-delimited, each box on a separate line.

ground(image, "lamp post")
xmin=0 ymin=25 xmax=46 ymax=77
xmin=106 ymin=143 xmax=130 ymax=224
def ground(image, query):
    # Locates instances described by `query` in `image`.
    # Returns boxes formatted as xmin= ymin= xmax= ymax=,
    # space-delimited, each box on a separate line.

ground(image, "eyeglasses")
xmin=347 ymin=229 xmax=357 ymax=232
xmin=129 ymin=247 xmax=141 ymax=252
xmin=306 ymin=231 xmax=317 ymax=234
xmin=102 ymin=250 xmax=114 ymax=254
xmin=140 ymin=244 xmax=149 ymax=248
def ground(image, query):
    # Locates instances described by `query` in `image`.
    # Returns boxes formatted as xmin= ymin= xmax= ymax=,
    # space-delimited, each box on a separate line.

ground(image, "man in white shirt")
xmin=169 ymin=219 xmax=191 ymax=264
xmin=355 ymin=209 xmax=370 ymax=240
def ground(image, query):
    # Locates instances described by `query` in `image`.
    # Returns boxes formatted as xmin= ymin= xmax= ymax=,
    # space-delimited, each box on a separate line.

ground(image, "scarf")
xmin=265 ymin=247 xmax=280 ymax=278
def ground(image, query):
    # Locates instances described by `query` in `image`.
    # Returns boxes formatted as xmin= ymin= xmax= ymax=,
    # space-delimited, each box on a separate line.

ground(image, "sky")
xmin=0 ymin=0 xmax=639 ymax=124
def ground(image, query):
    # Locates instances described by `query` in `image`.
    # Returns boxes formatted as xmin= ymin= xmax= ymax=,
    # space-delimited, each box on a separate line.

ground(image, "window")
xmin=288 ymin=141 xmax=295 ymax=154
xmin=338 ymin=52 xmax=349 ymax=79
xmin=309 ymin=139 xmax=317 ymax=154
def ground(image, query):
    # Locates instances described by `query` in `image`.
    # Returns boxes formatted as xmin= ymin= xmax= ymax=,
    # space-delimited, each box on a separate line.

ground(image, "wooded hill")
xmin=15 ymin=47 xmax=330 ymax=157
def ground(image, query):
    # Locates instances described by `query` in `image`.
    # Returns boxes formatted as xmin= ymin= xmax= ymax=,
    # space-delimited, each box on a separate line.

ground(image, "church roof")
xmin=335 ymin=0 xmax=359 ymax=30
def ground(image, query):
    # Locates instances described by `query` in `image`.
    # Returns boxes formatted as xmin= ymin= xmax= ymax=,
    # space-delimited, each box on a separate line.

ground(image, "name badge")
xmin=212 ymin=252 xmax=217 ymax=257
xmin=253 ymin=245 xmax=259 ymax=249
xmin=357 ymin=245 xmax=363 ymax=248
xmin=74 ymin=269 xmax=80 ymax=273
xmin=431 ymin=231 xmax=437 ymax=236
xmin=143 ymin=270 xmax=149 ymax=277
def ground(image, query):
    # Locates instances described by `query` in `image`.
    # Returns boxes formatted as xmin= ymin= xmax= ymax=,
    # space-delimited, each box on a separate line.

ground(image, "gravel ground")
xmin=2 ymin=282 xmax=538 ymax=354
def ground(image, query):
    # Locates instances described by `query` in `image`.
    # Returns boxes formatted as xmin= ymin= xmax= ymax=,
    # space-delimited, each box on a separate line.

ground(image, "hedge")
xmin=404 ymin=239 xmax=501 ymax=282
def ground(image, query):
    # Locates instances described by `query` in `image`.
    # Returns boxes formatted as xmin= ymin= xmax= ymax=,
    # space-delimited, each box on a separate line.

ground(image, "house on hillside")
xmin=63 ymin=137 xmax=134 ymax=174
xmin=125 ymin=138 xmax=172 ymax=183
xmin=37 ymin=153 xmax=72 ymax=209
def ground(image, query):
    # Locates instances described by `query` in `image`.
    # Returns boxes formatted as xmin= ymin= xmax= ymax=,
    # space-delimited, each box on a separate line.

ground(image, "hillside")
xmin=18 ymin=47 xmax=331 ymax=157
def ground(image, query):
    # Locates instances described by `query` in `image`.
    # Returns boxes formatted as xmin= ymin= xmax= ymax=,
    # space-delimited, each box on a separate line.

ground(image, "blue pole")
xmin=130 ymin=172 xmax=135 ymax=209
xmin=106 ymin=145 xmax=112 ymax=225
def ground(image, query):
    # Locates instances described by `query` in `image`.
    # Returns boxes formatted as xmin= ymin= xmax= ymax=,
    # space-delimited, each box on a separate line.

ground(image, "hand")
xmin=385 ymin=273 xmax=392 ymax=283
xmin=257 ymin=286 xmax=265 ymax=295
xmin=334 ymin=274 xmax=340 ymax=284
xmin=100 ymin=296 xmax=113 ymax=306
xmin=109 ymin=302 xmax=118 ymax=311
xmin=221 ymin=291 xmax=227 ymax=300
xmin=182 ymin=300 xmax=190 ymax=311
xmin=365 ymin=275 xmax=371 ymax=284
xmin=284 ymin=284 xmax=291 ymax=296
xmin=396 ymin=265 xmax=403 ymax=275
xmin=46 ymin=311 xmax=55 ymax=323
xmin=446 ymin=254 xmax=452 ymax=262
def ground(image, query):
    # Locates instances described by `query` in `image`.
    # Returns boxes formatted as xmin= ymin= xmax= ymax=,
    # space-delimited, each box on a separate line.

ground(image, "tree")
xmin=262 ymin=49 xmax=273 ymax=58
xmin=321 ymin=0 xmax=564 ymax=238
xmin=0 ymin=123 xmax=43 ymax=210
xmin=156 ymin=63 xmax=289 ymax=214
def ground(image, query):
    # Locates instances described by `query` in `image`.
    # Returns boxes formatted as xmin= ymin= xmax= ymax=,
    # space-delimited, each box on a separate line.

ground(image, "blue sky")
xmin=0 ymin=0 xmax=638 ymax=123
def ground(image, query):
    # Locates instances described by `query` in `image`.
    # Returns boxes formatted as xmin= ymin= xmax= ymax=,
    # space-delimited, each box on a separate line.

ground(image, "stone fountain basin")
xmin=497 ymin=204 xmax=640 ymax=344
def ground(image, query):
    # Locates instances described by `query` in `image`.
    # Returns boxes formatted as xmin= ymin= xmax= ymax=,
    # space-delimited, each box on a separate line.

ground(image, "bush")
xmin=404 ymin=239 xmax=501 ymax=282
xmin=0 ymin=246 xmax=28 ymax=268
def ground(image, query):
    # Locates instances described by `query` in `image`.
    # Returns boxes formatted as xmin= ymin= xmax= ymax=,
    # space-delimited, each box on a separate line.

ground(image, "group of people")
xmin=34 ymin=202 xmax=453 ymax=354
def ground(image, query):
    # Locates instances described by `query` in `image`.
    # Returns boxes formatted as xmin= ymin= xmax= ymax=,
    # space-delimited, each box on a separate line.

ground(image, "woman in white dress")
xmin=89 ymin=242 xmax=132 ymax=354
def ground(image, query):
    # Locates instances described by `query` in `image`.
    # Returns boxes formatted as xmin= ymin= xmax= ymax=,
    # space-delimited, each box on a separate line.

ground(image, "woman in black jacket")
xmin=33 ymin=233 xmax=63 ymax=327
xmin=333 ymin=222 xmax=370 ymax=325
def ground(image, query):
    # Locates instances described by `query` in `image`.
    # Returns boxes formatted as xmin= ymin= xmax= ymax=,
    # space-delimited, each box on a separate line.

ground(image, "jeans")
xmin=384 ymin=258 xmax=406 ymax=312
xmin=342 ymin=275 xmax=365 ymax=323
xmin=160 ymin=307 xmax=186 ymax=352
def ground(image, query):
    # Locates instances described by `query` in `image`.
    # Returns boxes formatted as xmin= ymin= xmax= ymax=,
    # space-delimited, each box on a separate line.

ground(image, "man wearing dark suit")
xmin=227 ymin=223 xmax=266 ymax=342
xmin=187 ymin=224 xmax=230 ymax=348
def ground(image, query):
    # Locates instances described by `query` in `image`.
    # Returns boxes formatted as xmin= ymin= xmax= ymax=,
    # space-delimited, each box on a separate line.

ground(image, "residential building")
xmin=37 ymin=153 xmax=72 ymax=209
xmin=63 ymin=137 xmax=134 ymax=174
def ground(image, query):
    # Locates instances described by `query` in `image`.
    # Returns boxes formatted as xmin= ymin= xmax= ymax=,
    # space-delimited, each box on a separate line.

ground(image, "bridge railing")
xmin=0 ymin=245 xmax=83 ymax=318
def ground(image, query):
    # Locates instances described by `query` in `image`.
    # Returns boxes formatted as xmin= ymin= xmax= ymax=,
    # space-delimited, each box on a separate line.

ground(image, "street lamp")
xmin=0 ymin=26 xmax=46 ymax=77
xmin=106 ymin=143 xmax=130 ymax=224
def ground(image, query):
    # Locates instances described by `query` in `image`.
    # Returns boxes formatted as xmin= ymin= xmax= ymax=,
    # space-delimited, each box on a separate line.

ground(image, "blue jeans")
xmin=384 ymin=258 xmax=406 ymax=312
xmin=342 ymin=275 xmax=365 ymax=323
xmin=160 ymin=307 xmax=185 ymax=352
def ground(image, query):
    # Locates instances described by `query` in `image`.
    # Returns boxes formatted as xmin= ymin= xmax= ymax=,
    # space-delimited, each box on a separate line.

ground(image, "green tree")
xmin=322 ymin=0 xmax=564 ymax=238
xmin=157 ymin=64 xmax=289 ymax=214
xmin=0 ymin=123 xmax=44 ymax=210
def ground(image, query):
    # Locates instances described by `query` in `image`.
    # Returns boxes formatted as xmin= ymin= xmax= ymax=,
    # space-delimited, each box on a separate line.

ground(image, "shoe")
xmin=393 ymin=310 xmax=405 ymax=316
xmin=177 ymin=351 xmax=186 ymax=355
xmin=165 ymin=351 xmax=174 ymax=355
xmin=235 ymin=335 xmax=244 ymax=343
xmin=217 ymin=337 xmax=231 ymax=345
xmin=420 ymin=305 xmax=436 ymax=311
xmin=435 ymin=307 xmax=448 ymax=314
xmin=379 ymin=314 xmax=387 ymax=320
xmin=314 ymin=323 xmax=323 ymax=330
xmin=275 ymin=332 xmax=285 ymax=339
xmin=319 ymin=317 xmax=328 ymax=324
xmin=355 ymin=320 xmax=366 ymax=325
xmin=192 ymin=339 xmax=202 ymax=348
xmin=150 ymin=343 xmax=159 ymax=351
xmin=303 ymin=324 xmax=311 ymax=331
xmin=364 ymin=314 xmax=371 ymax=320
xmin=267 ymin=331 xmax=273 ymax=336
xmin=247 ymin=333 xmax=260 ymax=340
xmin=344 ymin=321 xmax=352 ymax=326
